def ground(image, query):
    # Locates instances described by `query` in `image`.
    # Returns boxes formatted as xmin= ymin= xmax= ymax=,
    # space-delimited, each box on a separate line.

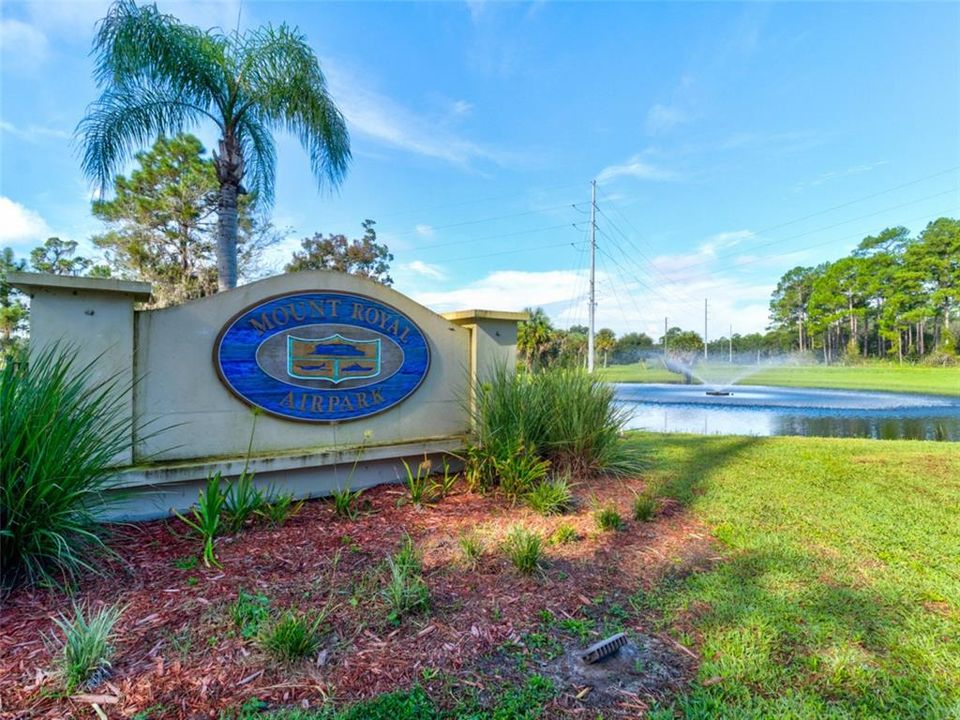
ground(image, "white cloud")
xmin=0 ymin=197 xmax=52 ymax=246
xmin=414 ymin=224 xmax=434 ymax=238
xmin=411 ymin=269 xmax=583 ymax=314
xmin=0 ymin=18 xmax=49 ymax=70
xmin=323 ymin=62 xmax=506 ymax=169
xmin=407 ymin=262 xmax=774 ymax=338
xmin=795 ymin=161 xmax=889 ymax=191
xmin=405 ymin=260 xmax=445 ymax=280
xmin=0 ymin=120 xmax=70 ymax=142
xmin=646 ymin=103 xmax=687 ymax=134
xmin=597 ymin=154 xmax=678 ymax=184
xmin=450 ymin=100 xmax=473 ymax=117
xmin=699 ymin=230 xmax=754 ymax=256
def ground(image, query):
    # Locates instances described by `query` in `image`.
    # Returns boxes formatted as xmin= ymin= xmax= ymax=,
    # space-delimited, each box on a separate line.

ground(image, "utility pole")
xmin=587 ymin=179 xmax=597 ymax=373
xmin=729 ymin=323 xmax=733 ymax=363
xmin=704 ymin=298 xmax=708 ymax=360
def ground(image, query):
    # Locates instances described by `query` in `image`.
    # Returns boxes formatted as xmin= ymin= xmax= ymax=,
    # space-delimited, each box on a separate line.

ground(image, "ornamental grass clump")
xmin=503 ymin=525 xmax=543 ymax=574
xmin=50 ymin=602 xmax=124 ymax=693
xmin=382 ymin=534 xmax=429 ymax=623
xmin=1 ymin=347 xmax=134 ymax=588
xmin=525 ymin=474 xmax=574 ymax=516
xmin=259 ymin=610 xmax=324 ymax=663
xmin=633 ymin=490 xmax=658 ymax=522
xmin=467 ymin=366 xmax=644 ymax=494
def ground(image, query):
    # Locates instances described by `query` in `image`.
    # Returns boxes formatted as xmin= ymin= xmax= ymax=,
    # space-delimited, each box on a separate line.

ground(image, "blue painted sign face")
xmin=215 ymin=291 xmax=431 ymax=422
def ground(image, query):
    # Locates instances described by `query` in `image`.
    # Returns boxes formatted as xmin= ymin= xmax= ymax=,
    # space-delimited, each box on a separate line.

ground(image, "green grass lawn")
xmin=600 ymin=361 xmax=960 ymax=396
xmin=626 ymin=433 xmax=960 ymax=719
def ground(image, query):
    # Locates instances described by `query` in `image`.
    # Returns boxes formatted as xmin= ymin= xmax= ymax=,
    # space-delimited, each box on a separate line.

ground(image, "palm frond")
xmin=77 ymin=83 xmax=214 ymax=193
xmin=238 ymin=24 xmax=350 ymax=190
xmin=93 ymin=0 xmax=227 ymax=109
xmin=235 ymin=114 xmax=277 ymax=206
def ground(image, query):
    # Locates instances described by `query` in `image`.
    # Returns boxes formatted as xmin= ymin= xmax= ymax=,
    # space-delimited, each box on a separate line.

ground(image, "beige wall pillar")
xmin=9 ymin=272 xmax=152 ymax=466
xmin=442 ymin=309 xmax=528 ymax=415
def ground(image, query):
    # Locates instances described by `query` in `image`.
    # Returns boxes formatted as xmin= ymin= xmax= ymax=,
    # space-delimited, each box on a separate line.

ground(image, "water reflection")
xmin=615 ymin=384 xmax=960 ymax=441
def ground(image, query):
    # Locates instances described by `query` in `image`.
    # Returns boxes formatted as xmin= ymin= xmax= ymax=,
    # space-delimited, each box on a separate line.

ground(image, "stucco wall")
xmin=133 ymin=271 xmax=472 ymax=463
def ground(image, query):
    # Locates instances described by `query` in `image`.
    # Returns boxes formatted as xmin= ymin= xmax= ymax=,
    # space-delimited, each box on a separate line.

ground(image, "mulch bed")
xmin=0 ymin=474 xmax=718 ymax=719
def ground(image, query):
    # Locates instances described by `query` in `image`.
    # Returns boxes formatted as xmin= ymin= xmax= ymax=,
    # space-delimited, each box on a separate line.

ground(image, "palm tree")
xmin=78 ymin=0 xmax=350 ymax=290
xmin=517 ymin=307 xmax=555 ymax=370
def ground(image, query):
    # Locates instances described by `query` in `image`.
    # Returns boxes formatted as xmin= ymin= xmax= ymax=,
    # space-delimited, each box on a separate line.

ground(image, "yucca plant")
xmin=50 ymin=602 xmax=124 ymax=693
xmin=176 ymin=473 xmax=226 ymax=567
xmin=594 ymin=504 xmax=624 ymax=532
xmin=1 ymin=346 xmax=134 ymax=588
xmin=430 ymin=457 xmax=458 ymax=499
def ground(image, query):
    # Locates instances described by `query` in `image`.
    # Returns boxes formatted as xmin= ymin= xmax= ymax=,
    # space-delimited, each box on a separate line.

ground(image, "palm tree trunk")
xmin=217 ymin=183 xmax=239 ymax=291
xmin=215 ymin=134 xmax=244 ymax=291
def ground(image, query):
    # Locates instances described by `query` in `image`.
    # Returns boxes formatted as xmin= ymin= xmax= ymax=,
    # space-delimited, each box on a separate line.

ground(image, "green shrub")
xmin=458 ymin=531 xmax=484 ymax=568
xmin=548 ymin=524 xmax=579 ymax=545
xmin=594 ymin=504 xmax=624 ymax=532
xmin=525 ymin=475 xmax=573 ymax=515
xmin=176 ymin=473 xmax=227 ymax=567
xmin=632 ymin=490 xmax=658 ymax=522
xmin=430 ymin=457 xmax=457 ymax=498
xmin=467 ymin=367 xmax=644 ymax=493
xmin=383 ymin=555 xmax=429 ymax=624
xmin=229 ymin=588 xmax=271 ymax=640
xmin=401 ymin=458 xmax=434 ymax=507
xmin=331 ymin=486 xmax=364 ymax=519
xmin=256 ymin=491 xmax=303 ymax=527
xmin=1 ymin=346 xmax=134 ymax=588
xmin=494 ymin=443 xmax=551 ymax=498
xmin=51 ymin=602 xmax=123 ymax=693
xmin=224 ymin=471 xmax=264 ymax=533
xmin=259 ymin=610 xmax=323 ymax=663
xmin=503 ymin=526 xmax=543 ymax=574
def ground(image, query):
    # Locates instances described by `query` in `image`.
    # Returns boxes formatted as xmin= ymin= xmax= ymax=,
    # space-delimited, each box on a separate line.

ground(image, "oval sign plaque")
xmin=215 ymin=291 xmax=431 ymax=422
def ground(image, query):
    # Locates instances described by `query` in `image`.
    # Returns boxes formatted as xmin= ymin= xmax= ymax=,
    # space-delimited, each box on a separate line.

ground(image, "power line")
xmin=386 ymin=201 xmax=587 ymax=238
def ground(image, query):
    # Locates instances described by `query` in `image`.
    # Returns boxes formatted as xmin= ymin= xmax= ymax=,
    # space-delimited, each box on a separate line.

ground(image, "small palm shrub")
xmin=259 ymin=610 xmax=324 ymax=663
xmin=594 ymin=504 xmax=624 ymax=532
xmin=1 ymin=346 xmax=134 ymax=588
xmin=525 ymin=475 xmax=574 ymax=515
xmin=549 ymin=524 xmax=579 ymax=545
xmin=633 ymin=490 xmax=658 ymax=522
xmin=176 ymin=473 xmax=227 ymax=567
xmin=50 ymin=602 xmax=123 ymax=692
xmin=503 ymin=525 xmax=543 ymax=574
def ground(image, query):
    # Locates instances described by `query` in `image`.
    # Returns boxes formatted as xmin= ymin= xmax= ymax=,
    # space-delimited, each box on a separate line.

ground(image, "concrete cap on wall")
xmin=442 ymin=309 xmax=529 ymax=324
xmin=8 ymin=271 xmax=153 ymax=302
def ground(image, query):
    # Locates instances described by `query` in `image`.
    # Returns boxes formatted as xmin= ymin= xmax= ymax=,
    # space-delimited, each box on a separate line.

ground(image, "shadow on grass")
xmin=615 ymin=433 xmax=960 ymax=719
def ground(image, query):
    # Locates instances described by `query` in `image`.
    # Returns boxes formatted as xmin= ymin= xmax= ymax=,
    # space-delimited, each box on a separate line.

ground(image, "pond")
xmin=614 ymin=383 xmax=960 ymax=441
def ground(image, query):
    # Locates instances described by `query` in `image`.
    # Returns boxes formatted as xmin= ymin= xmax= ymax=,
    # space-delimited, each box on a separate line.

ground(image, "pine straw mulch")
xmin=0 ymin=473 xmax=720 ymax=719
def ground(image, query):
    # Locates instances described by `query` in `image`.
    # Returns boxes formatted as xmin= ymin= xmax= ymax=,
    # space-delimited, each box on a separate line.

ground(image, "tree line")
xmin=769 ymin=220 xmax=959 ymax=364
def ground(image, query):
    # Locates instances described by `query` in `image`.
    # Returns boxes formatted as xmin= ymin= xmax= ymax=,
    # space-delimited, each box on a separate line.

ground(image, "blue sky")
xmin=2 ymin=0 xmax=958 ymax=338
